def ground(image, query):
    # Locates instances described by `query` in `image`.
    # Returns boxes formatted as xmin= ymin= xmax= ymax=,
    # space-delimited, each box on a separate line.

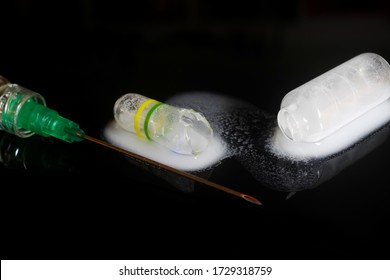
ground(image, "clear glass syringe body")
xmin=114 ymin=93 xmax=213 ymax=155
xmin=0 ymin=75 xmax=84 ymax=142
xmin=277 ymin=52 xmax=390 ymax=142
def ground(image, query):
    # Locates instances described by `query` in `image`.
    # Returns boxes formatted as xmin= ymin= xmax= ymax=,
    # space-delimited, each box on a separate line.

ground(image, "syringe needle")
xmin=82 ymin=134 xmax=262 ymax=206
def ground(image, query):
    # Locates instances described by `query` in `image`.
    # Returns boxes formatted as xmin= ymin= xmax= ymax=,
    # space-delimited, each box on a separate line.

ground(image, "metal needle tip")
xmin=82 ymin=134 xmax=263 ymax=205
xmin=241 ymin=194 xmax=263 ymax=205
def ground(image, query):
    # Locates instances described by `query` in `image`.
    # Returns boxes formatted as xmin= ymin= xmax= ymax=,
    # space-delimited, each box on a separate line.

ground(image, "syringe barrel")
xmin=0 ymin=75 xmax=84 ymax=142
xmin=277 ymin=53 xmax=390 ymax=142
xmin=0 ymin=79 xmax=46 ymax=137
xmin=114 ymin=93 xmax=213 ymax=155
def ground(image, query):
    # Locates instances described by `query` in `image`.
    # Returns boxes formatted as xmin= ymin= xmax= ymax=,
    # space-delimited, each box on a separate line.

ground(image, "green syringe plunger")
xmin=0 ymin=76 xmax=84 ymax=143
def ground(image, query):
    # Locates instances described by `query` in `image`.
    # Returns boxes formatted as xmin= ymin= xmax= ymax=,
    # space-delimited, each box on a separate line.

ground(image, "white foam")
xmin=103 ymin=120 xmax=227 ymax=171
xmin=268 ymin=98 xmax=390 ymax=159
xmin=103 ymin=90 xmax=389 ymax=178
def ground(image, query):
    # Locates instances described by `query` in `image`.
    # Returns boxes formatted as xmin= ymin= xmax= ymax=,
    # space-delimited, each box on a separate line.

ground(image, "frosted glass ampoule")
xmin=277 ymin=52 xmax=390 ymax=142
xmin=114 ymin=93 xmax=213 ymax=156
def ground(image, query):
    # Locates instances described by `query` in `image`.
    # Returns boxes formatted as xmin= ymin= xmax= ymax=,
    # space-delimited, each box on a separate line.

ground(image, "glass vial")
xmin=277 ymin=52 xmax=390 ymax=142
xmin=114 ymin=93 xmax=213 ymax=155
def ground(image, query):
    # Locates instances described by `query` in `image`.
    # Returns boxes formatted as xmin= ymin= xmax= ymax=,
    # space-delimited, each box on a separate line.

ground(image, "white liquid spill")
xmin=103 ymin=91 xmax=390 ymax=192
xmin=167 ymin=91 xmax=390 ymax=192
xmin=103 ymin=120 xmax=228 ymax=171
xmin=166 ymin=92 xmax=274 ymax=159
xmin=268 ymin=98 xmax=390 ymax=160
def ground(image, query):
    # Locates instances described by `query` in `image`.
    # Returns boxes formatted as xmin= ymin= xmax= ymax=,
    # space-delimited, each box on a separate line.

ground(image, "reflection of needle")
xmin=82 ymin=134 xmax=262 ymax=205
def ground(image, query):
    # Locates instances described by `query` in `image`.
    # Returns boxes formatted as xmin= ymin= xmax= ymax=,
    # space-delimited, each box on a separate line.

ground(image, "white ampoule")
xmin=113 ymin=93 xmax=213 ymax=156
xmin=277 ymin=52 xmax=390 ymax=142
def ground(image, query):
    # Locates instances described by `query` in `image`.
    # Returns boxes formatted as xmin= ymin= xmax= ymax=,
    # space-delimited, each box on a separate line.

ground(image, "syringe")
xmin=0 ymin=76 xmax=84 ymax=142
xmin=0 ymin=75 xmax=262 ymax=205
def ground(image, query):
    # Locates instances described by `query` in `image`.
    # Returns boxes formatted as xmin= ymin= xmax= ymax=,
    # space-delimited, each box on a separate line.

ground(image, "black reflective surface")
xmin=1 ymin=1 xmax=390 ymax=260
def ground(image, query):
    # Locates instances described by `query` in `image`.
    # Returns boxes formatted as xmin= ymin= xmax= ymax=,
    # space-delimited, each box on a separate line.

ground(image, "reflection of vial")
xmin=114 ymin=93 xmax=213 ymax=155
xmin=277 ymin=53 xmax=390 ymax=142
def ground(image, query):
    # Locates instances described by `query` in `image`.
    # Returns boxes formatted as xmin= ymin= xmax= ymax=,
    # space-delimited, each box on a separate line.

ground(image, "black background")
xmin=1 ymin=0 xmax=390 ymax=260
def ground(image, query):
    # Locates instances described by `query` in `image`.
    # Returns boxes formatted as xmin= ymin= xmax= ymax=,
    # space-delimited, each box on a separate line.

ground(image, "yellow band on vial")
xmin=134 ymin=98 xmax=158 ymax=138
